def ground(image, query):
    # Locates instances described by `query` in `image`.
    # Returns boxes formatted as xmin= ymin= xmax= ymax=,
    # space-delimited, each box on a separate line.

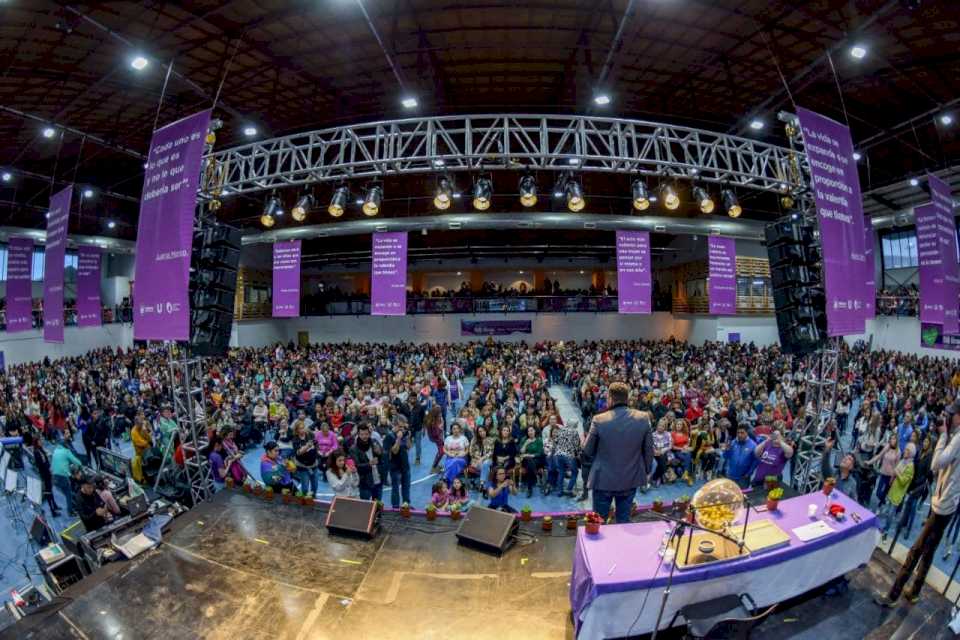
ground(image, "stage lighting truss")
xmin=205 ymin=115 xmax=805 ymax=197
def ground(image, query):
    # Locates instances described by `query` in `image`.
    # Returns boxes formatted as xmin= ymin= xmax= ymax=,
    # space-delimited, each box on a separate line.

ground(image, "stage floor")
xmin=5 ymin=490 xmax=958 ymax=640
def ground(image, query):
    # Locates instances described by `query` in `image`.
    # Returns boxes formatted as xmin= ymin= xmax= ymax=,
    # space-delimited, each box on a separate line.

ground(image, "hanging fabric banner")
xmin=43 ymin=186 xmax=72 ymax=343
xmin=708 ymin=236 xmax=737 ymax=315
xmin=616 ymin=230 xmax=652 ymax=314
xmin=77 ymin=246 xmax=102 ymax=328
xmin=371 ymin=232 xmax=408 ymax=316
xmin=863 ymin=220 xmax=875 ymax=323
xmin=133 ymin=108 xmax=212 ymax=341
xmin=931 ymin=174 xmax=959 ymax=334
xmin=796 ymin=107 xmax=867 ymax=335
xmin=5 ymin=237 xmax=34 ymax=333
xmin=272 ymin=240 xmax=302 ymax=317
xmin=917 ymin=202 xmax=945 ymax=325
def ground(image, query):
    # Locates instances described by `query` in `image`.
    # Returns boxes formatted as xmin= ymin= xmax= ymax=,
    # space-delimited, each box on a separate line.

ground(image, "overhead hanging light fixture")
xmin=328 ymin=186 xmax=348 ymax=217
xmin=261 ymin=195 xmax=280 ymax=226
xmin=362 ymin=185 xmax=382 ymax=216
xmin=631 ymin=179 xmax=650 ymax=211
xmin=292 ymin=193 xmax=314 ymax=222
xmin=434 ymin=176 xmax=454 ymax=210
xmin=472 ymin=177 xmax=493 ymax=211
xmin=661 ymin=184 xmax=680 ymax=210
xmin=519 ymin=174 xmax=538 ymax=207
xmin=722 ymin=189 xmax=742 ymax=218
xmin=565 ymin=176 xmax=585 ymax=212
xmin=692 ymin=186 xmax=715 ymax=214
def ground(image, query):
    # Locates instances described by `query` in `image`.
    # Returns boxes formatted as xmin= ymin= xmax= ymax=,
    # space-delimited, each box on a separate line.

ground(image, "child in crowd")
xmin=449 ymin=477 xmax=471 ymax=511
xmin=431 ymin=479 xmax=451 ymax=510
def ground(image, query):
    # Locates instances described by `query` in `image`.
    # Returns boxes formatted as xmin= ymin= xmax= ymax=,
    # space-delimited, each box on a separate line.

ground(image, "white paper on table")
xmin=792 ymin=520 xmax=835 ymax=542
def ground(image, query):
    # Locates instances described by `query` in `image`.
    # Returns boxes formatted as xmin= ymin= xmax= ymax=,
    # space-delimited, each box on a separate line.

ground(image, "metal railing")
xmin=0 ymin=306 xmax=132 ymax=331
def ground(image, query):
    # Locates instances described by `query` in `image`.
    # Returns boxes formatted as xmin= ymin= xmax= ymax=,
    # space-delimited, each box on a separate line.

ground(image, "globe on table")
xmin=690 ymin=478 xmax=745 ymax=532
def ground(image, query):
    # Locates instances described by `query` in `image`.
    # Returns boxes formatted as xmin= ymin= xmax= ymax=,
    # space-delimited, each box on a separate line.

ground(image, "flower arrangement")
xmin=584 ymin=511 xmax=603 ymax=535
xmin=766 ymin=487 xmax=784 ymax=511
xmin=225 ymin=477 xmax=235 ymax=489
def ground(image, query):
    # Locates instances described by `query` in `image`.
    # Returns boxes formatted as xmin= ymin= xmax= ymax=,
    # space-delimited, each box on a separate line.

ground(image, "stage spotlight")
xmin=661 ymin=184 xmax=680 ymax=210
xmin=749 ymin=119 xmax=765 ymax=130
xmin=130 ymin=55 xmax=149 ymax=71
xmin=434 ymin=176 xmax=454 ymax=210
xmin=692 ymin=186 xmax=714 ymax=214
xmin=849 ymin=44 xmax=867 ymax=60
xmin=243 ymin=126 xmax=258 ymax=137
xmin=261 ymin=195 xmax=281 ymax=227
xmin=107 ymin=220 xmax=116 ymax=229
xmin=328 ymin=186 xmax=348 ymax=217
xmin=401 ymin=96 xmax=418 ymax=109
xmin=1 ymin=172 xmax=11 ymax=182
xmin=472 ymin=177 xmax=492 ymax=211
xmin=631 ymin=180 xmax=650 ymax=211
xmin=852 ymin=151 xmax=862 ymax=161
xmin=82 ymin=188 xmax=94 ymax=199
xmin=909 ymin=177 xmax=919 ymax=187
xmin=42 ymin=127 xmax=56 ymax=138
xmin=260 ymin=213 xmax=275 ymax=228
xmin=722 ymin=189 xmax=741 ymax=218
xmin=941 ymin=114 xmax=954 ymax=126
xmin=292 ymin=194 xmax=314 ymax=222
xmin=565 ymin=178 xmax=585 ymax=212
xmin=519 ymin=174 xmax=538 ymax=207
xmin=363 ymin=185 xmax=382 ymax=216
xmin=594 ymin=94 xmax=611 ymax=106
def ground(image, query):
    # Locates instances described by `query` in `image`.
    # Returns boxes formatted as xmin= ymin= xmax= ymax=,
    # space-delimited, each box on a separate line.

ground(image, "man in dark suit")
xmin=583 ymin=382 xmax=654 ymax=523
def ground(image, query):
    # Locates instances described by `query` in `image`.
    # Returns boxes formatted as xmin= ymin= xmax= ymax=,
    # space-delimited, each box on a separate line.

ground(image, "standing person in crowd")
xmin=22 ymin=432 xmax=60 ymax=516
xmin=51 ymin=440 xmax=83 ymax=516
xmin=292 ymin=421 xmax=319 ymax=495
xmin=820 ymin=437 xmax=859 ymax=498
xmin=351 ymin=423 xmax=383 ymax=501
xmin=751 ymin=428 xmax=793 ymax=486
xmin=518 ymin=425 xmax=544 ymax=498
xmin=426 ymin=406 xmax=445 ymax=472
xmin=583 ymin=382 xmax=654 ymax=524
xmin=869 ymin=433 xmax=900 ymax=505
xmin=878 ymin=409 xmax=960 ymax=607
xmin=383 ymin=419 xmax=412 ymax=508
xmin=723 ymin=426 xmax=758 ymax=489
xmin=402 ymin=393 xmax=426 ymax=466
xmin=130 ymin=413 xmax=153 ymax=484
xmin=878 ymin=442 xmax=916 ymax=540
xmin=903 ymin=434 xmax=933 ymax=538
xmin=313 ymin=420 xmax=339 ymax=476
xmin=326 ymin=450 xmax=360 ymax=498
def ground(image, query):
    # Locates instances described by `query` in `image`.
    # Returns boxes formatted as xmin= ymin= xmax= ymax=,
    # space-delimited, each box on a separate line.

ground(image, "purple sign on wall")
xmin=616 ymin=230 xmax=652 ymax=314
xmin=863 ymin=221 xmax=875 ymax=322
xmin=796 ymin=107 xmax=867 ymax=336
xmin=708 ymin=236 xmax=737 ymax=315
xmin=77 ymin=246 xmax=102 ymax=328
xmin=371 ymin=232 xmax=408 ymax=316
xmin=5 ymin=237 xmax=33 ymax=333
xmin=917 ymin=202 xmax=945 ymax=325
xmin=461 ymin=320 xmax=532 ymax=336
xmin=43 ymin=186 xmax=72 ymax=343
xmin=133 ymin=109 xmax=212 ymax=341
xmin=931 ymin=174 xmax=959 ymax=335
xmin=272 ymin=240 xmax=301 ymax=317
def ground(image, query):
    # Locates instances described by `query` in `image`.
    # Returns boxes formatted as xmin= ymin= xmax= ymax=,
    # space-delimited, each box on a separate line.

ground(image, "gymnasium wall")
xmin=0 ymin=323 xmax=134 ymax=366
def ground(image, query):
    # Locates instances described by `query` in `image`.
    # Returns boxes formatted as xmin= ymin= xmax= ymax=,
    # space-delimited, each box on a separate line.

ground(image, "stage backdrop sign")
xmin=77 ymin=246 xmax=102 ymax=327
xmin=272 ymin=240 xmax=301 ymax=317
xmin=796 ymin=107 xmax=867 ymax=335
xmin=708 ymin=236 xmax=737 ymax=315
xmin=460 ymin=320 xmax=533 ymax=336
xmin=6 ymin=237 xmax=34 ymax=333
xmin=931 ymin=174 xmax=959 ymax=335
xmin=371 ymin=232 xmax=407 ymax=316
xmin=863 ymin=220 xmax=875 ymax=322
xmin=43 ymin=186 xmax=72 ymax=343
xmin=133 ymin=108 xmax=212 ymax=341
xmin=616 ymin=230 xmax=652 ymax=314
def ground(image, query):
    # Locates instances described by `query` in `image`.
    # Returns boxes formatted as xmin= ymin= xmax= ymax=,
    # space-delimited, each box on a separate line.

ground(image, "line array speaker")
xmin=765 ymin=218 xmax=826 ymax=355
xmin=189 ymin=223 xmax=241 ymax=357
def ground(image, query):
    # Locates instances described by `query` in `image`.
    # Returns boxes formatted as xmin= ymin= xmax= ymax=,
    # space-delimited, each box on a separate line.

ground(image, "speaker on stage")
xmin=766 ymin=218 xmax=826 ymax=356
xmin=189 ymin=222 xmax=241 ymax=357
xmin=325 ymin=497 xmax=380 ymax=539
xmin=455 ymin=505 xmax=518 ymax=555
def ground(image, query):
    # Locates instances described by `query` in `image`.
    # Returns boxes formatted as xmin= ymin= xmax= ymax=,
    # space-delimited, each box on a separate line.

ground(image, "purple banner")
xmin=371 ymin=232 xmax=407 ymax=316
xmin=863 ymin=221 xmax=875 ymax=322
xmin=133 ymin=109 xmax=212 ymax=341
xmin=272 ymin=240 xmax=301 ymax=317
xmin=43 ymin=186 xmax=72 ymax=343
xmin=931 ymin=174 xmax=959 ymax=335
xmin=77 ymin=246 xmax=102 ymax=327
xmin=917 ymin=202 xmax=945 ymax=324
xmin=708 ymin=236 xmax=737 ymax=315
xmin=5 ymin=237 xmax=33 ymax=333
xmin=460 ymin=320 xmax=532 ymax=336
xmin=796 ymin=107 xmax=867 ymax=335
xmin=616 ymin=230 xmax=651 ymax=314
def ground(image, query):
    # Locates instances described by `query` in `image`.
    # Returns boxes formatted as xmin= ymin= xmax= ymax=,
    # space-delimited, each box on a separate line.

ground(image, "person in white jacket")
xmin=878 ymin=408 xmax=960 ymax=606
xmin=326 ymin=451 xmax=360 ymax=498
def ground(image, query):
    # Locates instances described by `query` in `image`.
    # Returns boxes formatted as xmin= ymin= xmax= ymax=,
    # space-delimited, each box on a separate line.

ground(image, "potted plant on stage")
xmin=566 ymin=515 xmax=579 ymax=530
xmin=426 ymin=503 xmax=437 ymax=521
xmin=584 ymin=511 xmax=603 ymax=535
xmin=542 ymin=515 xmax=553 ymax=532
xmin=252 ymin=483 xmax=263 ymax=496
xmin=300 ymin=492 xmax=313 ymax=507
xmin=674 ymin=494 xmax=691 ymax=515
xmin=765 ymin=475 xmax=779 ymax=491
xmin=823 ymin=476 xmax=836 ymax=496
xmin=652 ymin=499 xmax=664 ymax=514
xmin=295 ymin=490 xmax=303 ymax=504
xmin=450 ymin=504 xmax=462 ymax=521
xmin=400 ymin=502 xmax=411 ymax=518
xmin=521 ymin=505 xmax=533 ymax=522
xmin=282 ymin=488 xmax=292 ymax=504
xmin=225 ymin=477 xmax=235 ymax=489
xmin=264 ymin=486 xmax=274 ymax=501
xmin=766 ymin=487 xmax=784 ymax=512
xmin=376 ymin=499 xmax=384 ymax=514
xmin=243 ymin=481 xmax=253 ymax=495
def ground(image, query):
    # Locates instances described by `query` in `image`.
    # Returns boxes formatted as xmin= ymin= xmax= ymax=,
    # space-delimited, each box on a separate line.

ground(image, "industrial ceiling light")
xmin=292 ymin=193 xmax=314 ymax=222
xmin=519 ymin=174 xmax=538 ymax=207
xmin=243 ymin=126 xmax=258 ymax=137
xmin=722 ymin=189 xmax=742 ymax=218
xmin=260 ymin=213 xmax=275 ymax=228
xmin=130 ymin=55 xmax=149 ymax=71
xmin=941 ymin=114 xmax=954 ymax=126
xmin=849 ymin=44 xmax=867 ymax=60
xmin=852 ymin=151 xmax=862 ymax=161
xmin=565 ymin=177 xmax=585 ymax=212
xmin=593 ymin=94 xmax=611 ymax=106
xmin=909 ymin=177 xmax=919 ymax=187
xmin=42 ymin=126 xmax=56 ymax=138
xmin=1 ymin=172 xmax=11 ymax=182
xmin=328 ymin=186 xmax=348 ymax=217
xmin=661 ymin=184 xmax=680 ymax=210
xmin=261 ymin=195 xmax=280 ymax=227
xmin=692 ymin=186 xmax=715 ymax=214
xmin=472 ymin=177 xmax=493 ymax=211
xmin=749 ymin=119 xmax=765 ymax=130
xmin=631 ymin=179 xmax=650 ymax=211
xmin=362 ymin=185 xmax=382 ymax=216
xmin=107 ymin=220 xmax=116 ymax=229
xmin=401 ymin=96 xmax=418 ymax=109
xmin=82 ymin=188 xmax=94 ymax=199
xmin=434 ymin=176 xmax=454 ymax=210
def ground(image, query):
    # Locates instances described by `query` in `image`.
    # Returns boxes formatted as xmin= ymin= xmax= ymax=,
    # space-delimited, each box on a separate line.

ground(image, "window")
xmin=0 ymin=245 xmax=6 ymax=281
xmin=31 ymin=247 xmax=44 ymax=281
xmin=881 ymin=230 xmax=918 ymax=269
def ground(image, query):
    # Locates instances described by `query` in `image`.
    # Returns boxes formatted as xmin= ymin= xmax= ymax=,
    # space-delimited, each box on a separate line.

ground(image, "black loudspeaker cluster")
xmin=765 ymin=218 xmax=826 ymax=355
xmin=189 ymin=223 xmax=241 ymax=357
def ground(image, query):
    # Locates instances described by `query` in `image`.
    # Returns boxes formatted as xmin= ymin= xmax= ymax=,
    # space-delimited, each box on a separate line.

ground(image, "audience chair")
xmin=668 ymin=593 xmax=776 ymax=639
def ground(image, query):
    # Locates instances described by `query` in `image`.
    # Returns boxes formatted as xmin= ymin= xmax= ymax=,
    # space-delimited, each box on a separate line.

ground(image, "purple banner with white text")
xmin=5 ymin=237 xmax=33 ymax=333
xmin=931 ymin=174 xmax=959 ymax=335
xmin=272 ymin=240 xmax=301 ymax=317
xmin=796 ymin=107 xmax=867 ymax=335
xmin=460 ymin=320 xmax=532 ymax=336
xmin=133 ymin=109 xmax=212 ymax=341
xmin=708 ymin=236 xmax=737 ymax=315
xmin=616 ymin=230 xmax=651 ymax=314
xmin=77 ymin=246 xmax=102 ymax=327
xmin=917 ymin=202 xmax=945 ymax=325
xmin=43 ymin=186 xmax=72 ymax=342
xmin=371 ymin=232 xmax=408 ymax=316
xmin=863 ymin=220 xmax=875 ymax=322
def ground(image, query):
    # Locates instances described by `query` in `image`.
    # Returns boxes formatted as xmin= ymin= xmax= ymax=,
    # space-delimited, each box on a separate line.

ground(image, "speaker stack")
xmin=765 ymin=219 xmax=826 ymax=355
xmin=189 ymin=223 xmax=241 ymax=357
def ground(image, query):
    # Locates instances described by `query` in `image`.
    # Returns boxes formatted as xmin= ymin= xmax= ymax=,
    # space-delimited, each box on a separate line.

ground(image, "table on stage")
xmin=570 ymin=490 xmax=878 ymax=639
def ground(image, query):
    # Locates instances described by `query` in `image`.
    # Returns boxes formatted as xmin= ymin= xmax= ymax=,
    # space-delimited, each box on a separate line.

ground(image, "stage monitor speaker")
xmin=455 ymin=505 xmax=518 ymax=555
xmin=325 ymin=497 xmax=380 ymax=539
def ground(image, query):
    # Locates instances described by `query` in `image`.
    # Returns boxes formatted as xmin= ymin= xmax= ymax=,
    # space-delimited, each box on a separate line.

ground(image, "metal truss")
xmin=204 ymin=114 xmax=804 ymax=196
xmin=168 ymin=356 xmax=214 ymax=506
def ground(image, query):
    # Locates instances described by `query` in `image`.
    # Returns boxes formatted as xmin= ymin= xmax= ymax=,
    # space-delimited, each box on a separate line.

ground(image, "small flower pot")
xmin=566 ymin=516 xmax=579 ymax=530
xmin=400 ymin=506 xmax=411 ymax=518
xmin=674 ymin=501 xmax=689 ymax=514
xmin=264 ymin=490 xmax=274 ymax=502
xmin=243 ymin=483 xmax=252 ymax=494
xmin=651 ymin=502 xmax=664 ymax=514
xmin=225 ymin=478 xmax=235 ymax=489
xmin=766 ymin=498 xmax=780 ymax=512
xmin=521 ymin=510 xmax=532 ymax=522
xmin=542 ymin=517 xmax=553 ymax=532
xmin=282 ymin=493 xmax=292 ymax=504
xmin=607 ymin=508 xmax=616 ymax=522
xmin=253 ymin=485 xmax=263 ymax=496
xmin=585 ymin=522 xmax=601 ymax=535
xmin=823 ymin=482 xmax=835 ymax=497
xmin=426 ymin=510 xmax=436 ymax=521
xmin=630 ymin=503 xmax=639 ymax=516
xmin=300 ymin=496 xmax=311 ymax=506
xmin=765 ymin=479 xmax=779 ymax=491
xmin=451 ymin=510 xmax=462 ymax=521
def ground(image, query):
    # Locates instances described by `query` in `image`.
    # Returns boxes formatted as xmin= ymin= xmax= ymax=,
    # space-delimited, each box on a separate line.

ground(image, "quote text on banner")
xmin=371 ymin=232 xmax=408 ymax=316
xmin=616 ymin=230 xmax=652 ymax=314
xmin=272 ymin=240 xmax=302 ymax=317
xmin=77 ymin=246 xmax=102 ymax=328
xmin=5 ymin=237 xmax=34 ymax=333
xmin=708 ymin=236 xmax=737 ymax=315
xmin=43 ymin=186 xmax=72 ymax=343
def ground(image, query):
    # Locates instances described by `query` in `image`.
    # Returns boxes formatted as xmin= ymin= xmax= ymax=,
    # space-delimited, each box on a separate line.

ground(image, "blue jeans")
xmin=360 ymin=484 xmax=382 ymax=501
xmin=54 ymin=475 xmax=74 ymax=515
xmin=673 ymin=451 xmax=692 ymax=475
xmin=413 ymin=430 xmax=423 ymax=462
xmin=593 ymin=488 xmax=636 ymax=524
xmin=480 ymin=459 xmax=492 ymax=486
xmin=390 ymin=468 xmax=411 ymax=508
xmin=548 ymin=455 xmax=577 ymax=492
xmin=296 ymin=468 xmax=318 ymax=495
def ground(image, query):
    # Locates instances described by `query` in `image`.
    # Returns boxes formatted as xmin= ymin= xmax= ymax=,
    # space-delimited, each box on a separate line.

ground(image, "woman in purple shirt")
xmin=751 ymin=429 xmax=794 ymax=486
xmin=314 ymin=420 xmax=340 ymax=476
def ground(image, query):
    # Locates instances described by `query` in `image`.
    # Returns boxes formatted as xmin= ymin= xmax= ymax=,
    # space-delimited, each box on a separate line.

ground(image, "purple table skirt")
xmin=570 ymin=490 xmax=876 ymax=631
